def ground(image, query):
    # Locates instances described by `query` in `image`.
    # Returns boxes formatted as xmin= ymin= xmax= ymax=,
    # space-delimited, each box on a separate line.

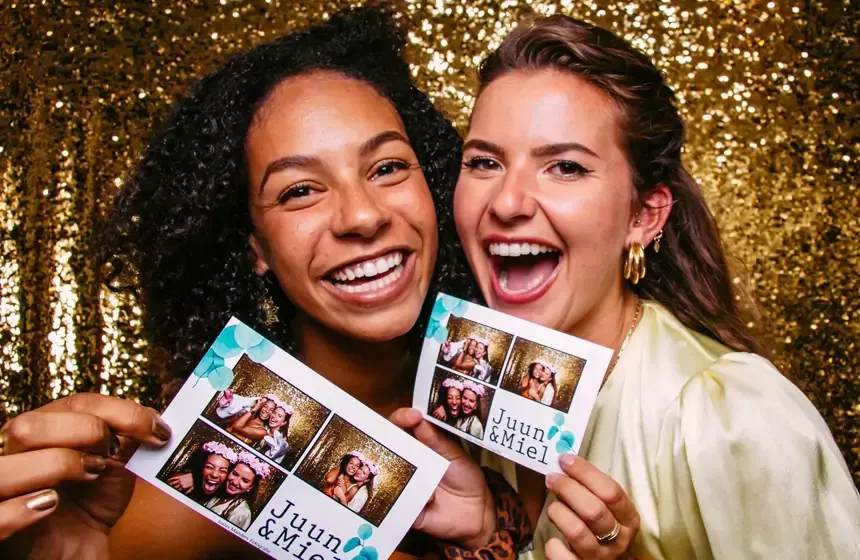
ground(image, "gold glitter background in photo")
xmin=156 ymin=419 xmax=288 ymax=524
xmin=294 ymin=415 xmax=416 ymax=527
xmin=429 ymin=368 xmax=495 ymax=438
xmin=500 ymin=338 xmax=586 ymax=412
xmin=0 ymin=1 xmax=856 ymax=483
xmin=439 ymin=316 xmax=514 ymax=381
xmin=201 ymin=355 xmax=331 ymax=470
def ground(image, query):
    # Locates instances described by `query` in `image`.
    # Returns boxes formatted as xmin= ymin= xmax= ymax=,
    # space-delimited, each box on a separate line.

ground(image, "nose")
xmin=488 ymin=165 xmax=538 ymax=224
xmin=331 ymin=183 xmax=392 ymax=238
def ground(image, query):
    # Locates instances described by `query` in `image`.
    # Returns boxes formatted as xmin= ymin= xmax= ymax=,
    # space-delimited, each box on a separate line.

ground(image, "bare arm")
xmin=324 ymin=467 xmax=340 ymax=486
xmin=228 ymin=413 xmax=268 ymax=441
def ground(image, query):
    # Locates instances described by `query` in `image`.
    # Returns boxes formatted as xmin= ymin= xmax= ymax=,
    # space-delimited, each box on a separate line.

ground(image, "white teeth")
xmin=332 ymin=264 xmax=405 ymax=294
xmin=488 ymin=242 xmax=558 ymax=257
xmin=345 ymin=269 xmax=355 ymax=281
xmin=375 ymin=257 xmax=390 ymax=274
xmin=363 ymin=261 xmax=377 ymax=277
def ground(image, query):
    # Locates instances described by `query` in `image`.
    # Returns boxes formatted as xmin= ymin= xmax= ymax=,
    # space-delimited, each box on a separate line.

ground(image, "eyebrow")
xmin=462 ymin=139 xmax=599 ymax=160
xmin=258 ymin=130 xmax=411 ymax=193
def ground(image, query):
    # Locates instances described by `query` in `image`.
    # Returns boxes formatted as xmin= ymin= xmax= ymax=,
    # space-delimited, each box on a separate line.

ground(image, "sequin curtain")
xmin=0 ymin=1 xmax=856 ymax=483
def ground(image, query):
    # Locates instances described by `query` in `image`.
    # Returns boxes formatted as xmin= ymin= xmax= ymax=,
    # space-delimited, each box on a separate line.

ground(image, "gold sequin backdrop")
xmin=0 ymin=0 xmax=856 ymax=483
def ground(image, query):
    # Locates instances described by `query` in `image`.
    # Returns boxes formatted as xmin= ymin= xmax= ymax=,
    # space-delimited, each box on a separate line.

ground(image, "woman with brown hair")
xmin=455 ymin=14 xmax=860 ymax=559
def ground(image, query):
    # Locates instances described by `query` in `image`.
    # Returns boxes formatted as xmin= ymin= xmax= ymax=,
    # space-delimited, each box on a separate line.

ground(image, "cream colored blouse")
xmin=482 ymin=301 xmax=860 ymax=559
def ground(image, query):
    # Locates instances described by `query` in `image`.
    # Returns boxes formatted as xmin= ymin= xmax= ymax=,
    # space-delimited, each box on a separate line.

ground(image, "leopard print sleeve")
xmin=439 ymin=467 xmax=534 ymax=559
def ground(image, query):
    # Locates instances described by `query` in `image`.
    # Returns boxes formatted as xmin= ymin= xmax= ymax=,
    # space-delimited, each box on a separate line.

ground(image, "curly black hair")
xmin=100 ymin=5 xmax=478 ymax=386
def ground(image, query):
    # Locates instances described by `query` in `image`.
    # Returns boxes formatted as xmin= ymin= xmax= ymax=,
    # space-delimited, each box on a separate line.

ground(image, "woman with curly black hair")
xmin=0 ymin=7 xmax=532 ymax=558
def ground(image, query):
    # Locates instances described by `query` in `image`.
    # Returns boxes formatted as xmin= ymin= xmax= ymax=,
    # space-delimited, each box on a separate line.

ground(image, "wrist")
xmin=457 ymin=488 xmax=497 ymax=550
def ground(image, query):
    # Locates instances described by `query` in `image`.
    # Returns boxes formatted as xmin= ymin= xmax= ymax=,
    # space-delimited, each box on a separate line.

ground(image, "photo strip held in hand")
xmin=436 ymin=316 xmax=513 ymax=385
xmin=427 ymin=369 xmax=496 ymax=440
xmin=201 ymin=355 xmax=330 ymax=470
xmin=499 ymin=337 xmax=587 ymax=412
xmin=294 ymin=415 xmax=416 ymax=527
xmin=157 ymin=420 xmax=288 ymax=531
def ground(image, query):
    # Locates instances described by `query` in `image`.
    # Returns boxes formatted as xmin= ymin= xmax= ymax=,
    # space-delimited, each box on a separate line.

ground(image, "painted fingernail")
xmin=82 ymin=453 xmax=107 ymax=475
xmin=559 ymin=454 xmax=576 ymax=468
xmin=545 ymin=473 xmax=561 ymax=488
xmin=26 ymin=489 xmax=58 ymax=512
xmin=109 ymin=432 xmax=120 ymax=456
xmin=153 ymin=416 xmax=171 ymax=442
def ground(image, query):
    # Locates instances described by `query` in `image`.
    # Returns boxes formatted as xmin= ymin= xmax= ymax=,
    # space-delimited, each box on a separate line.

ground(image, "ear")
xmin=627 ymin=184 xmax=673 ymax=248
xmin=248 ymin=232 xmax=271 ymax=276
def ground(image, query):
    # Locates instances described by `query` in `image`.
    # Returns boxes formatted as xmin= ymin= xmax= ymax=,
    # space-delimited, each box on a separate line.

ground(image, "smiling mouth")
xmin=203 ymin=477 xmax=221 ymax=493
xmin=487 ymin=241 xmax=561 ymax=303
xmin=327 ymin=250 xmax=406 ymax=294
xmin=227 ymin=481 xmax=241 ymax=494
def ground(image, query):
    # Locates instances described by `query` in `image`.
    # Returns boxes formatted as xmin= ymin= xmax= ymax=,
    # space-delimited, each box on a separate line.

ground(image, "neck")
xmin=567 ymin=286 xmax=639 ymax=356
xmin=294 ymin=313 xmax=413 ymax=414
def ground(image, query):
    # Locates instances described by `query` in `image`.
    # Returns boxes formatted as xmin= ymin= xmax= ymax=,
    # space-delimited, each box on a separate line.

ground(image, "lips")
xmin=203 ymin=476 xmax=222 ymax=493
xmin=485 ymin=239 xmax=561 ymax=304
xmin=227 ymin=480 xmax=241 ymax=494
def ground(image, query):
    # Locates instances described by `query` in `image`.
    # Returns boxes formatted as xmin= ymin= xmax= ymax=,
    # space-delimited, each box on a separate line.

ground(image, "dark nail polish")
xmin=153 ymin=417 xmax=171 ymax=442
xmin=26 ymin=490 xmax=58 ymax=511
xmin=82 ymin=454 xmax=107 ymax=475
xmin=109 ymin=432 xmax=120 ymax=456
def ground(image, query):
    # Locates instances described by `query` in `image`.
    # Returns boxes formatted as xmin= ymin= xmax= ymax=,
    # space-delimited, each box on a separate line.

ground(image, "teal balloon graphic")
xmin=553 ymin=413 xmax=566 ymax=426
xmin=431 ymin=323 xmax=449 ymax=343
xmin=247 ymin=339 xmax=275 ymax=362
xmin=357 ymin=524 xmax=373 ymax=540
xmin=431 ymin=298 xmax=449 ymax=320
xmin=556 ymin=431 xmax=575 ymax=453
xmin=343 ymin=537 xmax=361 ymax=553
xmin=234 ymin=322 xmax=264 ymax=349
xmin=548 ymin=425 xmax=559 ymax=440
xmin=208 ymin=365 xmax=234 ymax=390
xmin=358 ymin=546 xmax=378 ymax=560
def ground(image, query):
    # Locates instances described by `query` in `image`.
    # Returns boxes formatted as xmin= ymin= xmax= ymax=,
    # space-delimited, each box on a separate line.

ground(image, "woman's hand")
xmin=389 ymin=408 xmax=495 ymax=550
xmin=0 ymin=393 xmax=171 ymax=556
xmin=431 ymin=405 xmax=448 ymax=422
xmin=544 ymin=455 xmax=640 ymax=559
xmin=167 ymin=473 xmax=194 ymax=495
xmin=332 ymin=486 xmax=348 ymax=505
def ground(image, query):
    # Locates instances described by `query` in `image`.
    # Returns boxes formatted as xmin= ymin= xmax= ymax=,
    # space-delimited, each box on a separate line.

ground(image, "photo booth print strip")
xmin=414 ymin=293 xmax=613 ymax=475
xmin=127 ymin=317 xmax=449 ymax=560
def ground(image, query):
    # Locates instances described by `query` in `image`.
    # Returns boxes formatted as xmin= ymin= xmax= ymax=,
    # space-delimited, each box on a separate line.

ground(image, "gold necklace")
xmin=605 ymin=297 xmax=643 ymax=381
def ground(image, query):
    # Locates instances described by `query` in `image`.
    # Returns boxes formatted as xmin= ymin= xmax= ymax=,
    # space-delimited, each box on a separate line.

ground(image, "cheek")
xmin=255 ymin=209 xmax=328 ymax=290
xmin=453 ymin=180 xmax=486 ymax=248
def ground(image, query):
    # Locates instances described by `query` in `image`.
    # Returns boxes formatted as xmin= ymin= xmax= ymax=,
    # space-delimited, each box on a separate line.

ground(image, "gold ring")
xmin=596 ymin=519 xmax=620 ymax=544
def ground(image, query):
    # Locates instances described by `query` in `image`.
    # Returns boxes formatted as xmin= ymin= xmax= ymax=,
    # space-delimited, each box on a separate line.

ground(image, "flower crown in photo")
xmin=203 ymin=441 xmax=239 ymax=463
xmin=462 ymin=379 xmax=487 ymax=397
xmin=442 ymin=378 xmax=464 ymax=391
xmin=533 ymin=359 xmax=558 ymax=374
xmin=237 ymin=450 xmax=272 ymax=478
xmin=264 ymin=393 xmax=294 ymax=416
xmin=347 ymin=450 xmax=379 ymax=476
xmin=469 ymin=336 xmax=490 ymax=348
xmin=363 ymin=458 xmax=379 ymax=476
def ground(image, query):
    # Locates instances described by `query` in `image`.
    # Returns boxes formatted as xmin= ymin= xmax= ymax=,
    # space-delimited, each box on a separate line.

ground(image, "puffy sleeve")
xmin=348 ymin=486 xmax=369 ymax=513
xmin=655 ymin=353 xmax=860 ymax=559
xmin=442 ymin=340 xmax=465 ymax=363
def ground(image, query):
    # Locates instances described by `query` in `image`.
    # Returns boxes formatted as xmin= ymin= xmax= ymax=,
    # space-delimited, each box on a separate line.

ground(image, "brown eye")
xmin=463 ymin=157 xmax=500 ymax=171
xmin=549 ymin=160 xmax=592 ymax=178
xmin=277 ymin=183 xmax=314 ymax=204
xmin=371 ymin=160 xmax=410 ymax=180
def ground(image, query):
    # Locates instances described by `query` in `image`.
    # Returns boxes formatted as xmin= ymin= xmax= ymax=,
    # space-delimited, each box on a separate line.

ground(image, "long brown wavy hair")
xmin=478 ymin=15 xmax=764 ymax=355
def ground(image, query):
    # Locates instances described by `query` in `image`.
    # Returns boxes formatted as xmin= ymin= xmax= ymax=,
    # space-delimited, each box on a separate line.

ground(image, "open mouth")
xmin=322 ymin=249 xmax=415 ymax=305
xmin=227 ymin=481 xmax=241 ymax=494
xmin=203 ymin=477 xmax=221 ymax=493
xmin=487 ymin=241 xmax=561 ymax=303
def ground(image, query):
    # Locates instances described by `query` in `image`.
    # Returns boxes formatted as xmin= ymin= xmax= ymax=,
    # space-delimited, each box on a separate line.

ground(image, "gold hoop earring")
xmin=653 ymin=230 xmax=663 ymax=253
xmin=624 ymin=242 xmax=646 ymax=285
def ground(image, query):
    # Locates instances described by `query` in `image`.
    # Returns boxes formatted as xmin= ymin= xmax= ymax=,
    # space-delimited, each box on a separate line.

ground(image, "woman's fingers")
xmin=546 ymin=500 xmax=600 ymax=558
xmin=0 ymin=449 xmax=106 ymax=500
xmin=545 ymin=536 xmax=579 ymax=560
xmin=0 ymin=489 xmax=59 ymax=541
xmin=559 ymin=455 xmax=639 ymax=529
xmin=1 ymin=411 xmax=116 ymax=456
xmin=546 ymin=472 xmax=617 ymax=540
xmin=388 ymin=407 xmax=424 ymax=431
xmin=40 ymin=393 xmax=171 ymax=447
